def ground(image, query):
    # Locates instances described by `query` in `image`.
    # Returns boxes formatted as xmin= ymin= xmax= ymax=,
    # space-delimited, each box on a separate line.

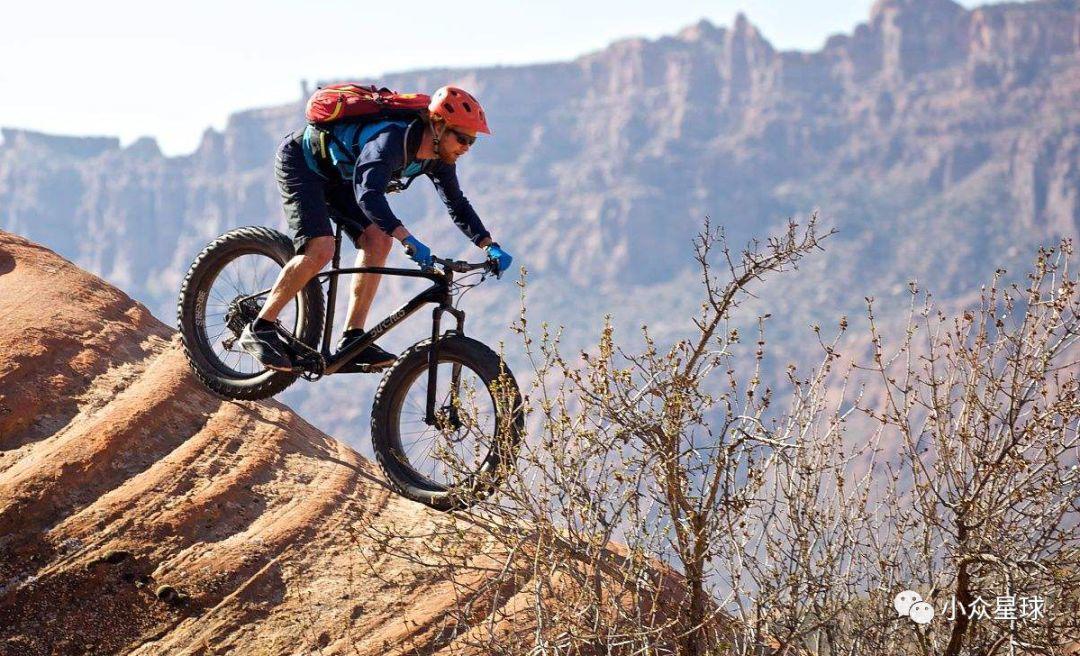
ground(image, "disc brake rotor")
xmin=434 ymin=404 xmax=468 ymax=441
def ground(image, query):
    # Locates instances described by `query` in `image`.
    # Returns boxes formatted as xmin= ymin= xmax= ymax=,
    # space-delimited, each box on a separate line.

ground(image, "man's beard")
xmin=438 ymin=149 xmax=457 ymax=165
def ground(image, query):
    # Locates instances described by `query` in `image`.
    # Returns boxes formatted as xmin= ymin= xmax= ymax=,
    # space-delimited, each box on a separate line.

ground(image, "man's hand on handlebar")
xmin=484 ymin=243 xmax=513 ymax=278
xmin=401 ymin=233 xmax=507 ymax=277
xmin=402 ymin=235 xmax=433 ymax=268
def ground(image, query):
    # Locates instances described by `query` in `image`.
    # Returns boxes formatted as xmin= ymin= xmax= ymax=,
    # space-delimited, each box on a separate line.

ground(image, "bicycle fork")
xmin=426 ymin=305 xmax=466 ymax=426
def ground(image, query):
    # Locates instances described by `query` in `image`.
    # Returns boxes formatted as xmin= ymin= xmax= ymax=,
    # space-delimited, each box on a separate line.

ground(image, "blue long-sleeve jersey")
xmin=301 ymin=119 xmax=491 ymax=246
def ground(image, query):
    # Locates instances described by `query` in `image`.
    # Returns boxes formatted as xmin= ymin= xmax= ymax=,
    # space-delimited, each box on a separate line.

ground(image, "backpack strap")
xmin=301 ymin=126 xmax=334 ymax=180
xmin=385 ymin=119 xmax=424 ymax=194
xmin=401 ymin=120 xmax=417 ymax=167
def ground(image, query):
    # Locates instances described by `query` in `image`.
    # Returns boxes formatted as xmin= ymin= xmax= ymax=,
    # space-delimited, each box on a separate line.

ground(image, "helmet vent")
xmin=462 ymin=101 xmax=473 ymax=113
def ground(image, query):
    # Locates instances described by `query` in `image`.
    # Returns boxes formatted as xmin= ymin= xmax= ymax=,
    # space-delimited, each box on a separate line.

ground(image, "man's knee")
xmin=361 ymin=227 xmax=394 ymax=261
xmin=300 ymin=236 xmax=335 ymax=269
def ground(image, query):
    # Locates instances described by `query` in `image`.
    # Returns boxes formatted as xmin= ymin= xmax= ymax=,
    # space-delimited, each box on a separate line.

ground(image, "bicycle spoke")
xmin=221 ymin=266 xmax=243 ymax=298
xmin=199 ymin=252 xmax=290 ymax=379
xmin=210 ymin=289 xmax=232 ymax=307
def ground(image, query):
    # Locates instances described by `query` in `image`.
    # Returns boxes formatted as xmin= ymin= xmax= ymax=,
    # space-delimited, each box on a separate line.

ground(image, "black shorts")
xmin=275 ymin=131 xmax=372 ymax=253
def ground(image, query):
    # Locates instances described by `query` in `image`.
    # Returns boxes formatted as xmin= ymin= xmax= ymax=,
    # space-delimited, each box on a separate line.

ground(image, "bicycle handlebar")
xmin=431 ymin=255 xmax=497 ymax=274
xmin=403 ymin=241 xmax=498 ymax=275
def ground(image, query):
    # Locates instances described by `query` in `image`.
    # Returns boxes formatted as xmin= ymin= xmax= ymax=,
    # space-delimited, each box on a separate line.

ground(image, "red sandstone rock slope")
xmin=0 ymin=230 xmax=665 ymax=655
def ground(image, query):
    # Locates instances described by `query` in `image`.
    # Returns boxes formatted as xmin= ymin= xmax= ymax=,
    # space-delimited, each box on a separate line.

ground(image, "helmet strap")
xmin=429 ymin=118 xmax=447 ymax=158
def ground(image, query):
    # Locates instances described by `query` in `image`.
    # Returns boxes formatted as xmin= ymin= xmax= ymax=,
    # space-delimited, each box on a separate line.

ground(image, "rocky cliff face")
xmin=2 ymin=0 xmax=1077 ymax=445
xmin=0 ymin=232 xmax=679 ymax=655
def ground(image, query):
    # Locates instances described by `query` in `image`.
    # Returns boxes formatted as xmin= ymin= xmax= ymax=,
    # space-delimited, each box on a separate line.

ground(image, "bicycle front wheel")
xmin=371 ymin=335 xmax=524 ymax=510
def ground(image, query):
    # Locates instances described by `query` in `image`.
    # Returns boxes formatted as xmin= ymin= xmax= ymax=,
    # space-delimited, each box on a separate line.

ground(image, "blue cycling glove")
xmin=485 ymin=243 xmax=513 ymax=277
xmin=402 ymin=236 xmax=433 ymax=268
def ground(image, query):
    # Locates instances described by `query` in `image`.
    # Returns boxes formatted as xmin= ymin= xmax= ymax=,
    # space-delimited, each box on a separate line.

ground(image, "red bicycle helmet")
xmin=428 ymin=86 xmax=491 ymax=135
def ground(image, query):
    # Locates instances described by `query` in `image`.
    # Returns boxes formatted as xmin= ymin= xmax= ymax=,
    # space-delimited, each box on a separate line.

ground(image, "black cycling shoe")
xmin=337 ymin=334 xmax=396 ymax=373
xmin=238 ymin=321 xmax=295 ymax=371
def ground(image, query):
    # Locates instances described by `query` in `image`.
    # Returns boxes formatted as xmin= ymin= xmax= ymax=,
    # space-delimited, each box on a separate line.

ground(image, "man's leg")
xmin=242 ymin=130 xmax=339 ymax=371
xmin=335 ymin=224 xmax=396 ymax=370
xmin=342 ymin=224 xmax=395 ymax=331
xmin=238 ymin=236 xmax=335 ymax=370
xmin=258 ymin=236 xmax=335 ymax=322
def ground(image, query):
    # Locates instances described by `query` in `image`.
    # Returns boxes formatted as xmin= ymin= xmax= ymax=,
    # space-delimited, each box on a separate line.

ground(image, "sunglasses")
xmin=448 ymin=128 xmax=477 ymax=147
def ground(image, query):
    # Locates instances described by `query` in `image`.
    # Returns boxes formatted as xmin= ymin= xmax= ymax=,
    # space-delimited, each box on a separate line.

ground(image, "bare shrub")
xmin=359 ymin=219 xmax=1079 ymax=656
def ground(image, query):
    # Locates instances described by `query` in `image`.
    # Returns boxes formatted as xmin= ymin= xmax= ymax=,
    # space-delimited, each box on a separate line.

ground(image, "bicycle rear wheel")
xmin=371 ymin=335 xmax=524 ymax=510
xmin=177 ymin=226 xmax=324 ymax=400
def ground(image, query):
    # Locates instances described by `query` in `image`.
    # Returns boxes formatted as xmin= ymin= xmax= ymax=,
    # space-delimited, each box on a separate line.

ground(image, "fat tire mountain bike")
xmin=176 ymin=223 xmax=524 ymax=510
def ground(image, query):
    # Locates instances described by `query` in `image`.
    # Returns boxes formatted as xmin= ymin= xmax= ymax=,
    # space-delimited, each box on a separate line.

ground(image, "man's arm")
xmin=428 ymin=162 xmax=492 ymax=247
xmin=353 ymin=130 xmax=408 ymax=240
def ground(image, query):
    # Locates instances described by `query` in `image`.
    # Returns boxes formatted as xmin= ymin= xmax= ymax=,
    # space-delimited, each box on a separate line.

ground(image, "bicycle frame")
xmin=303 ymin=224 xmax=467 ymax=424
xmin=233 ymin=223 xmax=468 ymax=422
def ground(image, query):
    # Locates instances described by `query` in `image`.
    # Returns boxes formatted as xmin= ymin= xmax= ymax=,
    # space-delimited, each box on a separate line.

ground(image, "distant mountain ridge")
xmin=2 ymin=0 xmax=1077 ymax=447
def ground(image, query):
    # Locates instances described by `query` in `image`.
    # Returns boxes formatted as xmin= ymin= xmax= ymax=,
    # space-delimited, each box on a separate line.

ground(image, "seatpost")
xmin=321 ymin=225 xmax=343 ymax=356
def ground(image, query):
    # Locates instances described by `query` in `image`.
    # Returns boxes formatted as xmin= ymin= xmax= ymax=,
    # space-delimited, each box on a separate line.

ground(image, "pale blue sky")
xmin=1 ymin=0 xmax=984 ymax=155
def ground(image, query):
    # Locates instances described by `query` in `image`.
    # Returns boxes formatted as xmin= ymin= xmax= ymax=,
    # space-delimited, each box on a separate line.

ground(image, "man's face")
xmin=439 ymin=126 xmax=476 ymax=164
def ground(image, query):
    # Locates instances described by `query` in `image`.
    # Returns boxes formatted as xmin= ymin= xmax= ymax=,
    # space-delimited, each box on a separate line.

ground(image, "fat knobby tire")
xmin=177 ymin=226 xmax=324 ymax=401
xmin=371 ymin=335 xmax=524 ymax=511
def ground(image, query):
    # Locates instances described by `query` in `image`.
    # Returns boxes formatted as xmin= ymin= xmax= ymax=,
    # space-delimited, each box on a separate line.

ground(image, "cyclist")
xmin=238 ymin=86 xmax=513 ymax=372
